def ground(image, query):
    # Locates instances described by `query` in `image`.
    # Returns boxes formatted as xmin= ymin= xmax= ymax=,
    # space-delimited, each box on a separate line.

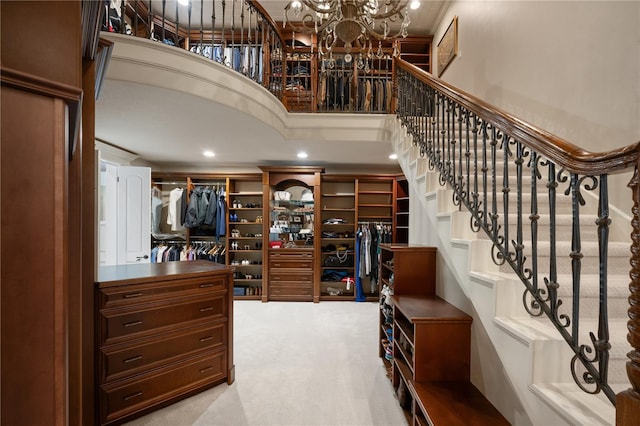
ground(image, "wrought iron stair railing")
xmin=394 ymin=59 xmax=640 ymax=414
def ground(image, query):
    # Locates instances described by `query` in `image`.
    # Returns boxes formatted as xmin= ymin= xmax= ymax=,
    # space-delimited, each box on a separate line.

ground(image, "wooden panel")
xmin=101 ymin=352 xmax=226 ymax=425
xmin=1 ymin=87 xmax=67 ymax=425
xmin=409 ymin=381 xmax=509 ymax=426
xmin=0 ymin=1 xmax=81 ymax=88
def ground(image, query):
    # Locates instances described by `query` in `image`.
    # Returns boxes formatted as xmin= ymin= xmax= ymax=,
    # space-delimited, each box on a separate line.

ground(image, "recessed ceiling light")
xmin=410 ymin=1 xmax=420 ymax=10
xmin=389 ymin=153 xmax=398 ymax=160
xmin=203 ymin=150 xmax=215 ymax=158
xmin=297 ymin=151 xmax=308 ymax=159
xmin=178 ymin=0 xmax=189 ymax=6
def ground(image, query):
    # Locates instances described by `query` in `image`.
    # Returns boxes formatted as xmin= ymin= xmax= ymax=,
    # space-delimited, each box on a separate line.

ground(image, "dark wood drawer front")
xmin=269 ymin=272 xmax=313 ymax=283
xmin=99 ymin=276 xmax=227 ymax=308
xmin=269 ymin=259 xmax=313 ymax=269
xmin=269 ymin=285 xmax=313 ymax=298
xmin=102 ymin=323 xmax=226 ymax=382
xmin=269 ymin=250 xmax=313 ymax=260
xmin=101 ymin=295 xmax=226 ymax=345
xmin=102 ymin=352 xmax=225 ymax=424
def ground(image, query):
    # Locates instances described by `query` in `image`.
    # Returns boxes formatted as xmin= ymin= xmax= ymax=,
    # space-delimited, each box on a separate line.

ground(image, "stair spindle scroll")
xmin=395 ymin=59 xmax=640 ymax=410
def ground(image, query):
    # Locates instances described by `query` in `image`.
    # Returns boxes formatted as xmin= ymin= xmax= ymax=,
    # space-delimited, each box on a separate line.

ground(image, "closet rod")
xmin=152 ymin=181 xmax=186 ymax=185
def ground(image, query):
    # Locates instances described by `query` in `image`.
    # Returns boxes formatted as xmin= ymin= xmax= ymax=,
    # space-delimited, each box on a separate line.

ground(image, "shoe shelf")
xmin=228 ymin=177 xmax=264 ymax=300
xmin=319 ymin=178 xmax=356 ymax=300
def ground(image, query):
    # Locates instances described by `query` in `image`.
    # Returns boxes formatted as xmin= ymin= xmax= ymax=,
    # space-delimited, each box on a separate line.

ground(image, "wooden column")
xmin=0 ymin=2 xmax=82 ymax=425
xmin=617 ymin=165 xmax=640 ymax=425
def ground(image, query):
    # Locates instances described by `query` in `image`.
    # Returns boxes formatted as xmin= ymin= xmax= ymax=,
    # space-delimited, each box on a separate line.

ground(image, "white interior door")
xmin=100 ymin=162 xmax=119 ymax=266
xmin=116 ymin=166 xmax=151 ymax=264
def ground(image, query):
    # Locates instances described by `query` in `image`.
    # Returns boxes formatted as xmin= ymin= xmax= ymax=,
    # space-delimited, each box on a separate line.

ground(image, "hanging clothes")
xmin=204 ymin=187 xmax=218 ymax=226
xmin=167 ymin=188 xmax=185 ymax=231
xmin=151 ymin=187 xmax=163 ymax=235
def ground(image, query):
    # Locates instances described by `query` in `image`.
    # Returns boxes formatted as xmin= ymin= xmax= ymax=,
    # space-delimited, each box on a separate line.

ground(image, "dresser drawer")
xmin=100 ymin=294 xmax=226 ymax=346
xmin=269 ymin=272 xmax=313 ymax=283
xmin=101 ymin=322 xmax=226 ymax=382
xmin=269 ymin=284 xmax=313 ymax=299
xmin=99 ymin=276 xmax=227 ymax=309
xmin=269 ymin=250 xmax=313 ymax=260
xmin=101 ymin=352 xmax=226 ymax=425
xmin=269 ymin=259 xmax=313 ymax=269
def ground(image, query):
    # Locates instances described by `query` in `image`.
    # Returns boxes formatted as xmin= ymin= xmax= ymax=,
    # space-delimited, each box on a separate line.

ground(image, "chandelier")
xmin=283 ymin=0 xmax=419 ymax=55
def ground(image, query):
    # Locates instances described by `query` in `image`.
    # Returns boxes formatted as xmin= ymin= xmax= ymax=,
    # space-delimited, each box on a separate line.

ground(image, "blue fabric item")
xmin=150 ymin=245 xmax=159 ymax=263
xmin=355 ymin=231 xmax=366 ymax=302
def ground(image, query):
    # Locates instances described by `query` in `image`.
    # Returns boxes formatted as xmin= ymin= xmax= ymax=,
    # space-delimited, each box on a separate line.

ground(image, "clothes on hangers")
xmin=167 ymin=188 xmax=185 ymax=231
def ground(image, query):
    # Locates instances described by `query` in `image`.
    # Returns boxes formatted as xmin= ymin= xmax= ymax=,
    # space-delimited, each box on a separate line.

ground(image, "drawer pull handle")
xmin=200 ymin=366 xmax=214 ymax=374
xmin=124 ymin=320 xmax=142 ymax=328
xmin=273 ymin=263 xmax=281 ymax=267
xmin=123 ymin=391 xmax=142 ymax=401
xmin=123 ymin=355 xmax=142 ymax=364
xmin=200 ymin=336 xmax=214 ymax=342
xmin=200 ymin=307 xmax=214 ymax=312
xmin=124 ymin=293 xmax=143 ymax=298
xmin=274 ymin=276 xmax=280 ymax=280
xmin=199 ymin=283 xmax=214 ymax=288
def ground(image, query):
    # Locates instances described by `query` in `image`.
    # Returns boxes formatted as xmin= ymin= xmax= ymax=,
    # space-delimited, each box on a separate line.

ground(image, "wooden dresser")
xmin=95 ymin=261 xmax=234 ymax=425
xmin=268 ymin=248 xmax=314 ymax=301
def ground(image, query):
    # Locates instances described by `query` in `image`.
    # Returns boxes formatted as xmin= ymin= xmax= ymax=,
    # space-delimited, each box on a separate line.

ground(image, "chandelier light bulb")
xmin=410 ymin=1 xmax=420 ymax=10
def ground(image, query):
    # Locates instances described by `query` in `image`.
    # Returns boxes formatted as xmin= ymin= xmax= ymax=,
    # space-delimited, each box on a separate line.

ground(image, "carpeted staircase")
xmin=392 ymin=119 xmax=632 ymax=425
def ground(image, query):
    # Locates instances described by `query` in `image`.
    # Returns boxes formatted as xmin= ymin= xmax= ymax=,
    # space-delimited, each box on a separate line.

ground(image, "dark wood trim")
xmin=396 ymin=59 xmax=640 ymax=176
xmin=1 ymin=66 xmax=83 ymax=103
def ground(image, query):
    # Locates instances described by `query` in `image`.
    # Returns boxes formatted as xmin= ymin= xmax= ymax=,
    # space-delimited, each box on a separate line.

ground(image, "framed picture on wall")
xmin=437 ymin=16 xmax=458 ymax=77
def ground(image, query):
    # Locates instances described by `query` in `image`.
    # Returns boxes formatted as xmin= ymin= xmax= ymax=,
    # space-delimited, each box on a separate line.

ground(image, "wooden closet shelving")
xmin=378 ymin=243 xmax=508 ymax=425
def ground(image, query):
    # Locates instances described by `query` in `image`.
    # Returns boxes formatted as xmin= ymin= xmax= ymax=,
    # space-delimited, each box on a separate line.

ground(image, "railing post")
xmin=617 ymin=164 xmax=640 ymax=425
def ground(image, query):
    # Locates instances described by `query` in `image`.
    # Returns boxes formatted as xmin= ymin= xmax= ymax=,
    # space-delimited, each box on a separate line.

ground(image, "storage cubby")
xmin=378 ymin=243 xmax=508 ymax=425
xmin=394 ymin=178 xmax=409 ymax=243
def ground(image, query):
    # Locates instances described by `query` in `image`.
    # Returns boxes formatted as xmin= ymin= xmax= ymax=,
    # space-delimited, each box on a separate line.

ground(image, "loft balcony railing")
xmin=106 ymin=0 xmax=286 ymax=101
xmin=103 ymin=0 xmax=397 ymax=114
xmin=395 ymin=59 xmax=640 ymax=421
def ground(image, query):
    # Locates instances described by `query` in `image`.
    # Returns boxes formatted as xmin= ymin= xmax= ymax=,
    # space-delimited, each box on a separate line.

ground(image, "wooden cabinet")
xmin=268 ymin=249 xmax=314 ymax=301
xmin=96 ymin=261 xmax=234 ymax=425
xmin=261 ymin=166 xmax=323 ymax=302
xmin=378 ymin=244 xmax=507 ymax=425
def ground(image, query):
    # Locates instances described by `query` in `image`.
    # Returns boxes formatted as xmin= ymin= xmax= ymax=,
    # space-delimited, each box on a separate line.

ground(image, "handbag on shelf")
xmin=323 ymin=248 xmax=353 ymax=267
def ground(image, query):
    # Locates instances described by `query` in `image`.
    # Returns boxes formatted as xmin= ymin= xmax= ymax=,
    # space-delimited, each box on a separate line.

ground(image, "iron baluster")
xmin=120 ymin=0 xmax=126 ymax=34
xmin=502 ymin=135 xmax=511 ymax=263
xmin=545 ymin=162 xmax=561 ymax=322
xmin=175 ymin=0 xmax=179 ymax=47
xmin=569 ymin=173 xmax=583 ymax=346
xmin=529 ymin=151 xmax=541 ymax=294
xmin=596 ymin=175 xmax=613 ymax=401
xmin=199 ymin=0 xmax=203 ymax=53
xmin=514 ymin=140 xmax=525 ymax=273
xmin=211 ymin=0 xmax=216 ymax=60
xmin=162 ymin=0 xmax=166 ymax=43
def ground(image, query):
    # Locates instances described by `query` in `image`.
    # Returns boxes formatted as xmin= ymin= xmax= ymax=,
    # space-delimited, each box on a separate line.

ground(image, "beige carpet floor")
xmin=124 ymin=301 xmax=407 ymax=426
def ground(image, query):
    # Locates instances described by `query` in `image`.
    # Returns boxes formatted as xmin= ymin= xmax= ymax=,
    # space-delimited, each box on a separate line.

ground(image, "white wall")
xmin=432 ymin=0 xmax=640 ymax=212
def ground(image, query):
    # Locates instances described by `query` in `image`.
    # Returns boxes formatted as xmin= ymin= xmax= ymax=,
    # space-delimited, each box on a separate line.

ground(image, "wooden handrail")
xmin=396 ymin=59 xmax=640 ymax=176
xmin=248 ymin=0 xmax=285 ymax=45
xmin=396 ymin=57 xmax=640 ymax=425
